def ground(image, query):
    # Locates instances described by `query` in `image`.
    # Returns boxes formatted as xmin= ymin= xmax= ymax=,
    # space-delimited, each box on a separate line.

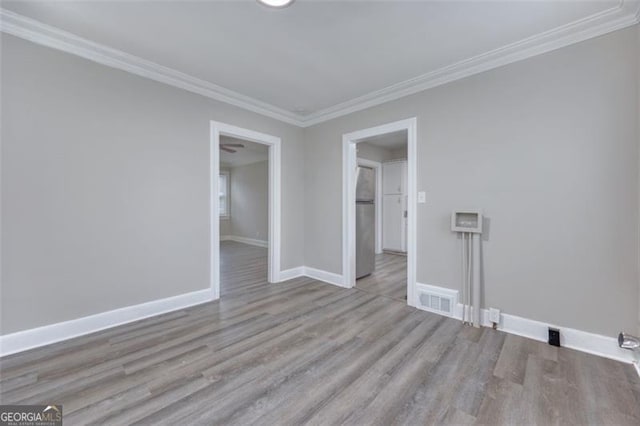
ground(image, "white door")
xmin=383 ymin=194 xmax=404 ymax=251
xmin=383 ymin=161 xmax=406 ymax=195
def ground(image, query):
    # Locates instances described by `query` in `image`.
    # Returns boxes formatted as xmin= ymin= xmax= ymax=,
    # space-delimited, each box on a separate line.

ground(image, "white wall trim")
xmin=278 ymin=266 xmax=305 ymax=281
xmin=0 ymin=289 xmax=213 ymax=357
xmin=303 ymin=267 xmax=349 ymax=288
xmin=276 ymin=266 xmax=346 ymax=287
xmin=221 ymin=235 xmax=268 ymax=248
xmin=415 ymin=282 xmax=636 ymax=365
xmin=299 ymin=0 xmax=640 ymax=126
xmin=4 ymin=276 xmax=637 ymax=366
xmin=2 ymin=4 xmax=639 ymax=128
xmin=0 ymin=9 xmax=301 ymax=127
xmin=343 ymin=118 xmax=418 ymax=307
xmin=0 ymin=264 xmax=346 ymax=356
xmin=356 ymin=158 xmax=383 ymax=254
xmin=211 ymin=121 xmax=282 ymax=294
xmin=485 ymin=310 xmax=637 ymax=365
xmin=271 ymin=265 xmax=346 ymax=287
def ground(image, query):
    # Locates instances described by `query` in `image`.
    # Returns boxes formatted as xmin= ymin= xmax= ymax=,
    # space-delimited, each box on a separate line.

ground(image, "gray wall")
xmin=220 ymin=218 xmax=232 ymax=237
xmin=304 ymin=27 xmax=639 ymax=337
xmin=390 ymin=147 xmax=407 ymax=160
xmin=2 ymin=27 xmax=639 ymax=339
xmin=230 ymin=161 xmax=269 ymax=241
xmin=1 ymin=35 xmax=305 ymax=334
xmin=357 ymin=142 xmax=393 ymax=163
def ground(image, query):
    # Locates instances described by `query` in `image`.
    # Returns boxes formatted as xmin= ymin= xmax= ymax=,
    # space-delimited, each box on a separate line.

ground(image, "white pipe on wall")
xmin=461 ymin=233 xmax=467 ymax=323
xmin=466 ymin=234 xmax=472 ymax=323
xmin=472 ymin=233 xmax=481 ymax=328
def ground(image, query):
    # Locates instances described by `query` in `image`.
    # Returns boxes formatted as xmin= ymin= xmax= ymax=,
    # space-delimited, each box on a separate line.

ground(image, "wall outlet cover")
xmin=418 ymin=191 xmax=426 ymax=203
xmin=548 ymin=327 xmax=561 ymax=347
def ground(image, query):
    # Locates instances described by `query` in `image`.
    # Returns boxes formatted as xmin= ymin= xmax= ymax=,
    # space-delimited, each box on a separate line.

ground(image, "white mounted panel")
xmin=451 ymin=210 xmax=483 ymax=234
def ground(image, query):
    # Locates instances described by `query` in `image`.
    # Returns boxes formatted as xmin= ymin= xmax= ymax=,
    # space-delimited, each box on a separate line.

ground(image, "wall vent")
xmin=416 ymin=284 xmax=457 ymax=317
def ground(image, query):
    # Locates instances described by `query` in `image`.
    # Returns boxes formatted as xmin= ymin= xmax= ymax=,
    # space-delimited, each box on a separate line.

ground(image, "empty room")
xmin=1 ymin=1 xmax=640 ymax=425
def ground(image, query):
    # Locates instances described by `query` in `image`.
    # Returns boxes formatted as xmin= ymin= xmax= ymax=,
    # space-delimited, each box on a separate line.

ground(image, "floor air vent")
xmin=416 ymin=284 xmax=457 ymax=317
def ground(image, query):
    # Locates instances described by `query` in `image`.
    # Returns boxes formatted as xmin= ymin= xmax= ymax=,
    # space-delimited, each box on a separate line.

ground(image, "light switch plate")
xmin=418 ymin=191 xmax=426 ymax=203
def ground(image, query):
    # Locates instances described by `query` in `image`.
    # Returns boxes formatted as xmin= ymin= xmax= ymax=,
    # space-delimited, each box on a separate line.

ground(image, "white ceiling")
xmin=358 ymin=130 xmax=407 ymax=149
xmin=2 ymin=1 xmax=639 ymax=126
xmin=220 ymin=136 xmax=268 ymax=168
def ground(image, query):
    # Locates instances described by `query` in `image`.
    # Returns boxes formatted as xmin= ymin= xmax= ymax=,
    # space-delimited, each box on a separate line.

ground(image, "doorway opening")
xmin=210 ymin=121 xmax=281 ymax=300
xmin=342 ymin=118 xmax=417 ymax=306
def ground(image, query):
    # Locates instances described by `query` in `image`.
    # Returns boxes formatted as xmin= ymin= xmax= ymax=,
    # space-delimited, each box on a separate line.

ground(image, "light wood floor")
xmin=1 ymin=240 xmax=639 ymax=425
xmin=356 ymin=252 xmax=407 ymax=301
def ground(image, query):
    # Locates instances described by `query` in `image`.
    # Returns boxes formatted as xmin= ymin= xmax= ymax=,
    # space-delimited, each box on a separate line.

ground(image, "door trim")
xmin=210 ymin=121 xmax=282 ymax=300
xmin=342 ymin=118 xmax=417 ymax=307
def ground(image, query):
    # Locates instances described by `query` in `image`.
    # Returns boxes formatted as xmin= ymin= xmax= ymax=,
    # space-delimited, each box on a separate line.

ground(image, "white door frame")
xmin=342 ymin=118 xmax=417 ymax=307
xmin=210 ymin=121 xmax=282 ymax=300
xmin=356 ymin=158 xmax=383 ymax=254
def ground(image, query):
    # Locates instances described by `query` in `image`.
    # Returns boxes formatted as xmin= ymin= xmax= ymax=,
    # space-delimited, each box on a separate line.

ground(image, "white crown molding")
xmin=299 ymin=0 xmax=640 ymax=126
xmin=0 ymin=8 xmax=302 ymax=126
xmin=1 ymin=2 xmax=639 ymax=128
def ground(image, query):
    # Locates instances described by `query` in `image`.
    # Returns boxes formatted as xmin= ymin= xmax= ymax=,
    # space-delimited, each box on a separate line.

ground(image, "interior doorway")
xmin=210 ymin=121 xmax=281 ymax=300
xmin=355 ymin=132 xmax=408 ymax=301
xmin=219 ymin=137 xmax=271 ymax=296
xmin=342 ymin=118 xmax=417 ymax=306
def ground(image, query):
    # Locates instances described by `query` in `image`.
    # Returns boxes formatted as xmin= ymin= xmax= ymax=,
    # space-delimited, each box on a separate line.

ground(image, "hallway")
xmin=355 ymin=252 xmax=407 ymax=301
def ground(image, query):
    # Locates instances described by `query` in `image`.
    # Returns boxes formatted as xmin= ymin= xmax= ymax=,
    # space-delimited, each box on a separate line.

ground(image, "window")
xmin=219 ymin=171 xmax=229 ymax=217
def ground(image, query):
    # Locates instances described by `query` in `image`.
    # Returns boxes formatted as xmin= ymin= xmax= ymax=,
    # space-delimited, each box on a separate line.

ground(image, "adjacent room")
xmin=355 ymin=130 xmax=409 ymax=302
xmin=219 ymin=137 xmax=270 ymax=297
xmin=1 ymin=0 xmax=640 ymax=424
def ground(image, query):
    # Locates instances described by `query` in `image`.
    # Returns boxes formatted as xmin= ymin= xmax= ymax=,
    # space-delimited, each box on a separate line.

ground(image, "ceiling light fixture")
xmin=257 ymin=0 xmax=295 ymax=8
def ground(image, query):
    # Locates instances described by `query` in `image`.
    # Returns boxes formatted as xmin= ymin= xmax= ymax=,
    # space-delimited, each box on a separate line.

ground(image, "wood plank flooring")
xmin=356 ymin=252 xmax=407 ymax=301
xmin=1 ymin=240 xmax=639 ymax=425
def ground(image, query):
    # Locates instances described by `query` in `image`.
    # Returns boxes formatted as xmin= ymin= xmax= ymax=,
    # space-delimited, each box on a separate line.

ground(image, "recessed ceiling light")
xmin=257 ymin=0 xmax=295 ymax=8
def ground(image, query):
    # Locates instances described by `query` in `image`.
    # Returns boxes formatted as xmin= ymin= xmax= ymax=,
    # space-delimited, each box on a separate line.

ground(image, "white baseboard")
xmin=415 ymin=282 xmax=635 ymax=365
xmin=481 ymin=308 xmax=636 ymax=364
xmin=221 ymin=235 xmax=268 ymax=248
xmin=0 ymin=263 xmax=343 ymax=357
xmin=0 ymin=288 xmax=213 ymax=357
xmin=7 ymin=276 xmax=634 ymax=369
xmin=277 ymin=265 xmax=347 ymax=288
xmin=278 ymin=266 xmax=305 ymax=281
xmin=448 ymin=302 xmax=635 ymax=364
xmin=302 ymin=266 xmax=348 ymax=288
xmin=417 ymin=283 xmax=635 ymax=364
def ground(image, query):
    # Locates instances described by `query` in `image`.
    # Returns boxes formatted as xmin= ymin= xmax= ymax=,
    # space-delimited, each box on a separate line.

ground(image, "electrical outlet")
xmin=418 ymin=191 xmax=426 ymax=203
xmin=548 ymin=328 xmax=561 ymax=347
xmin=489 ymin=308 xmax=500 ymax=324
